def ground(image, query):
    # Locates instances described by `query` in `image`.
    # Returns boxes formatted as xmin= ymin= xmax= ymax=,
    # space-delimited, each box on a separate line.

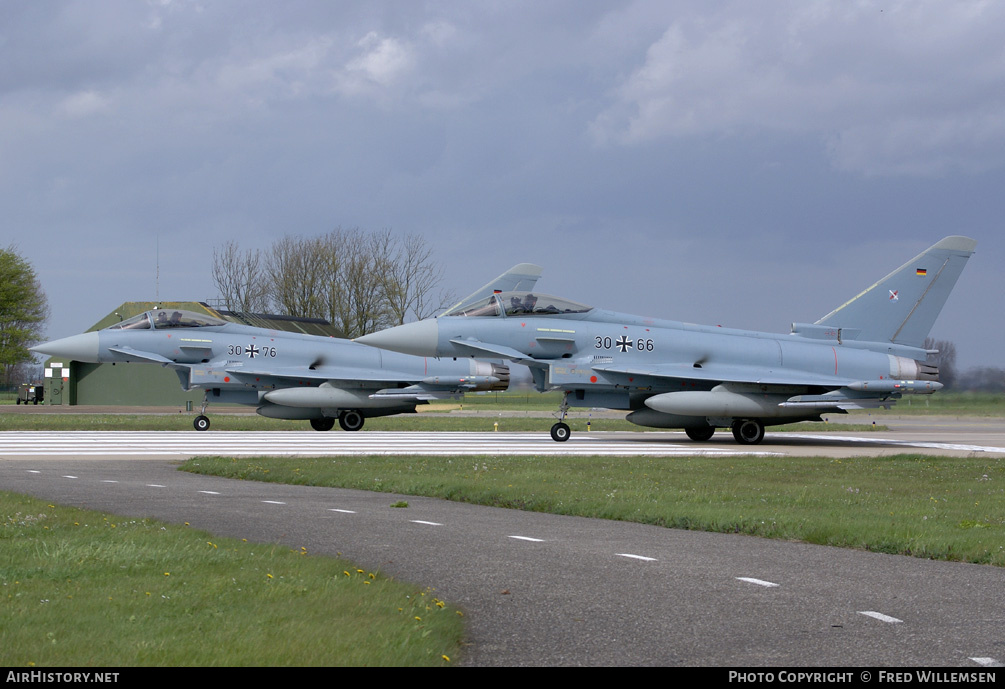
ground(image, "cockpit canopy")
xmin=106 ymin=310 xmax=227 ymax=330
xmin=441 ymin=291 xmax=592 ymax=318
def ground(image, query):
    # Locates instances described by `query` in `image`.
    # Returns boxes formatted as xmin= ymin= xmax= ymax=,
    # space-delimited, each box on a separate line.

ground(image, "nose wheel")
xmin=550 ymin=422 xmax=571 ymax=442
xmin=550 ymin=392 xmax=572 ymax=442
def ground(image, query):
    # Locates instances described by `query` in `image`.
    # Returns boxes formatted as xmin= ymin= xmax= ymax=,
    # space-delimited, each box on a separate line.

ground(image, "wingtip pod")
xmin=814 ymin=236 xmax=977 ymax=349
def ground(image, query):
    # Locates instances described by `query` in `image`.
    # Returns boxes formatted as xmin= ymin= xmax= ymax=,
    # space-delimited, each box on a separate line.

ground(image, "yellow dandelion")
xmin=267 ymin=573 xmax=273 ymax=579
xmin=163 ymin=572 xmax=170 ymax=576
xmin=442 ymin=655 xmax=450 ymax=662
xmin=343 ymin=571 xmax=350 ymax=577
xmin=414 ymin=616 xmax=421 ymax=621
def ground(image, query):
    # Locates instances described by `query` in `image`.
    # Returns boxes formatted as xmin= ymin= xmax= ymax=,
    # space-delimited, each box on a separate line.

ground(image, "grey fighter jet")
xmin=357 ymin=237 xmax=976 ymax=444
xmin=32 ymin=310 xmax=510 ymax=432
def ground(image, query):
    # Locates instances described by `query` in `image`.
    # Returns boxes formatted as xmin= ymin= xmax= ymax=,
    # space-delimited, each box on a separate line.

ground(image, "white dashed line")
xmin=737 ymin=577 xmax=779 ymax=587
xmin=100 ymin=480 xmax=118 ymax=483
xmin=508 ymin=536 xmax=544 ymax=542
xmin=199 ymin=490 xmax=221 ymax=495
xmin=859 ymin=611 xmax=902 ymax=624
xmin=327 ymin=508 xmax=356 ymax=514
xmin=970 ymin=657 xmax=1002 ymax=667
xmin=617 ymin=553 xmax=657 ymax=561
xmin=410 ymin=520 xmax=442 ymax=526
xmin=62 ymin=475 xmax=77 ymax=479
xmin=261 ymin=500 xmax=286 ymax=505
xmin=146 ymin=484 xmax=166 ymax=488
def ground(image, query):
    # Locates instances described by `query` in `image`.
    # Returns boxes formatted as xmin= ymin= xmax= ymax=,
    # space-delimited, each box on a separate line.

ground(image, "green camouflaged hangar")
xmin=42 ymin=302 xmax=340 ymax=406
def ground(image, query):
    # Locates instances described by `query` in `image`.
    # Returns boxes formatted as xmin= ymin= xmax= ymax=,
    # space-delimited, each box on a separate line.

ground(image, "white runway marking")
xmin=261 ymin=500 xmax=286 ymax=505
xmin=970 ymin=658 xmax=1002 ymax=667
xmin=786 ymin=433 xmax=1003 ymax=454
xmin=328 ymin=508 xmax=356 ymax=514
xmin=859 ymin=611 xmax=903 ymax=624
xmin=199 ymin=490 xmax=221 ymax=495
xmin=410 ymin=520 xmax=442 ymax=526
xmin=737 ymin=577 xmax=779 ymax=588
xmin=3 ymin=430 xmax=1002 ymax=458
xmin=1 ymin=430 xmax=778 ymax=457
xmin=509 ymin=535 xmax=544 ymax=542
xmin=618 ymin=553 xmax=657 ymax=561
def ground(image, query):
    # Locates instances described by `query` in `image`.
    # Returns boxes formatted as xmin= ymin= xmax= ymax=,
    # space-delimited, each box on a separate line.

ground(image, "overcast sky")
xmin=5 ymin=1 xmax=1002 ymax=369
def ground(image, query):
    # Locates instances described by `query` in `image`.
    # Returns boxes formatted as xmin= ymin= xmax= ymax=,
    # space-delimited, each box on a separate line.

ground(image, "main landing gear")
xmin=684 ymin=424 xmax=716 ymax=441
xmin=338 ymin=410 xmax=365 ymax=432
xmin=309 ymin=410 xmax=366 ymax=432
xmin=731 ymin=418 xmax=765 ymax=445
xmin=550 ymin=392 xmax=571 ymax=442
xmin=310 ymin=417 xmax=336 ymax=432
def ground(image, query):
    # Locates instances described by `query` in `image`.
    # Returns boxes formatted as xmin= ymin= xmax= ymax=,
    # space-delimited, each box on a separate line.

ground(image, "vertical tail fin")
xmin=815 ymin=236 xmax=976 ymax=348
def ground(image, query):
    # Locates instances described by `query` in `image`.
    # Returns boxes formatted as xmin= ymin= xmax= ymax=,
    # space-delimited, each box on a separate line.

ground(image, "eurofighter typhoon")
xmin=357 ymin=237 xmax=976 ymax=444
xmin=32 ymin=309 xmax=513 ymax=432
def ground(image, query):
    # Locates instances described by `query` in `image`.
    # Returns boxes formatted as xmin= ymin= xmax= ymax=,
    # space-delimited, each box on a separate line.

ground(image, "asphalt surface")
xmin=1 ymin=415 xmax=1004 ymax=667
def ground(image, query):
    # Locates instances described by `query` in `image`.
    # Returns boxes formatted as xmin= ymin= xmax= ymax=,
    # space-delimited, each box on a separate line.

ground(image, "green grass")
xmin=0 ymin=492 xmax=463 ymax=667
xmin=872 ymin=391 xmax=1005 ymax=416
xmin=182 ymin=453 xmax=1005 ymax=567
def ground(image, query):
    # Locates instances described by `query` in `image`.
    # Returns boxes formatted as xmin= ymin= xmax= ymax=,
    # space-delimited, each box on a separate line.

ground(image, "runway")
xmin=3 ymin=424 xmax=1005 ymax=459
xmin=2 ymin=426 xmax=1004 ymax=666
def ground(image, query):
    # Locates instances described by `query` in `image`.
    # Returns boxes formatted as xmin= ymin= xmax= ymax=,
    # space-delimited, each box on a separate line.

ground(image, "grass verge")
xmin=0 ymin=492 xmax=462 ymax=667
xmin=182 ymin=453 xmax=1005 ymax=566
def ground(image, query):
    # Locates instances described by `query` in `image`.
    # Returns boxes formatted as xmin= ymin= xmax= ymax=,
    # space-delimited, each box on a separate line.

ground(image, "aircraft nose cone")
xmin=31 ymin=332 xmax=101 ymax=363
xmin=356 ymin=320 xmax=439 ymax=357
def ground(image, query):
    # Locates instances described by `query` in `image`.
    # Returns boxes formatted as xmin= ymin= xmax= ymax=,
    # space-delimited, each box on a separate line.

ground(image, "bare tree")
xmin=212 ymin=241 xmax=270 ymax=313
xmin=924 ymin=337 xmax=958 ymax=389
xmin=265 ymin=235 xmax=328 ymax=321
xmin=379 ymin=232 xmax=454 ymax=325
xmin=213 ymin=228 xmax=450 ymax=338
xmin=327 ymin=228 xmax=393 ymax=339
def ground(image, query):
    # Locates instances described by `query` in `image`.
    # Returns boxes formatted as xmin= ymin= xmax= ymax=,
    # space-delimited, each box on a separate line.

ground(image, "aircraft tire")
xmin=194 ymin=415 xmax=211 ymax=432
xmin=310 ymin=417 xmax=336 ymax=432
xmin=731 ymin=419 xmax=764 ymax=445
xmin=550 ymin=422 xmax=571 ymax=442
xmin=338 ymin=410 xmax=365 ymax=432
xmin=685 ymin=425 xmax=715 ymax=441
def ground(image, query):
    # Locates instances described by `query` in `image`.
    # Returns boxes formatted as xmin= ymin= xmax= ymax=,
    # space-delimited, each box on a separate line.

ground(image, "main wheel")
xmin=685 ymin=424 xmax=715 ymax=441
xmin=194 ymin=415 xmax=211 ymax=432
xmin=731 ymin=419 xmax=765 ymax=445
xmin=310 ymin=417 xmax=336 ymax=432
xmin=338 ymin=410 xmax=365 ymax=432
xmin=550 ymin=422 xmax=571 ymax=442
